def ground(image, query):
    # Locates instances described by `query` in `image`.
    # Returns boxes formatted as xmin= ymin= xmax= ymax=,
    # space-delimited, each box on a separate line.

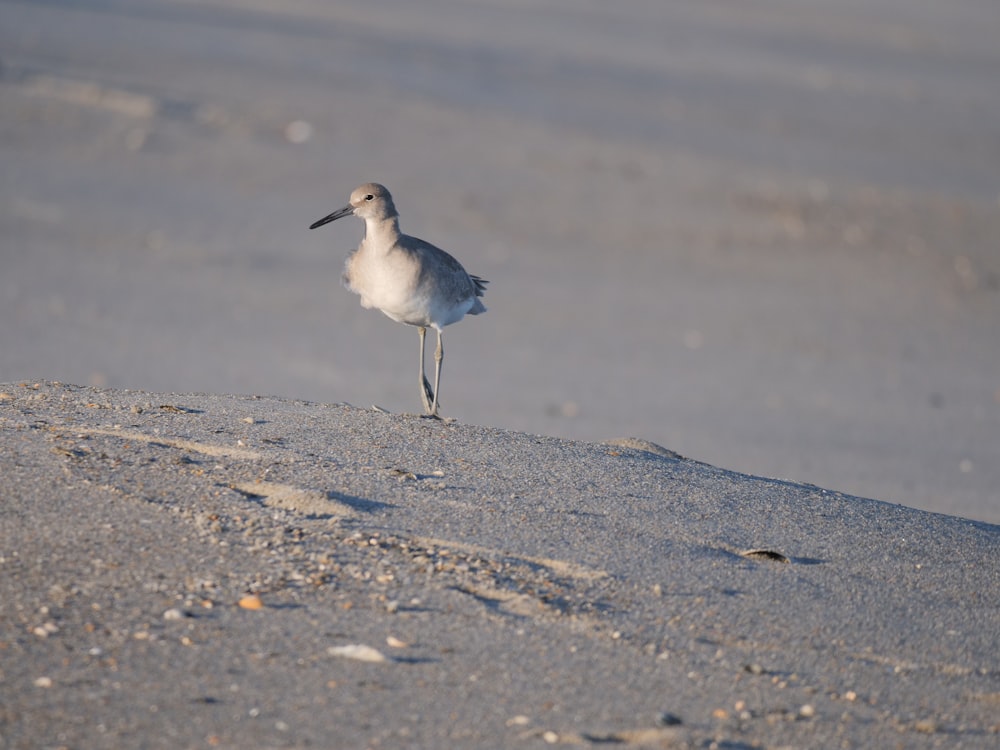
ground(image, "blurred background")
xmin=1 ymin=0 xmax=998 ymax=522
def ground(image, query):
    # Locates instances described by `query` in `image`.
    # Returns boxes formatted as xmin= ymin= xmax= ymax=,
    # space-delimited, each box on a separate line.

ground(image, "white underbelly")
xmin=347 ymin=254 xmax=428 ymax=326
xmin=345 ymin=246 xmax=475 ymax=329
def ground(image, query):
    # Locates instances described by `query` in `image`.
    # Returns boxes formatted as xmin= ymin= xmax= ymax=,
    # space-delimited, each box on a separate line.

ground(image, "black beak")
xmin=309 ymin=204 xmax=354 ymax=230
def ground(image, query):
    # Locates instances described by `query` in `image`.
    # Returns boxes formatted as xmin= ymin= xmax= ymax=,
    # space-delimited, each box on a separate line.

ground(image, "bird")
xmin=309 ymin=182 xmax=487 ymax=417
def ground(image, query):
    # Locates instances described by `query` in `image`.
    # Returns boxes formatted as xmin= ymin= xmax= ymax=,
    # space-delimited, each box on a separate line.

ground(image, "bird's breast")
xmin=344 ymin=247 xmax=432 ymax=326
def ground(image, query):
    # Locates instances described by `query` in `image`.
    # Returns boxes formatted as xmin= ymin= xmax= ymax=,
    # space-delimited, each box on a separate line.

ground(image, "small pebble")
xmin=327 ymin=644 xmax=387 ymax=663
xmin=798 ymin=704 xmax=815 ymax=718
xmin=32 ymin=622 xmax=59 ymax=638
xmin=163 ymin=608 xmax=185 ymax=621
xmin=542 ymin=730 xmax=559 ymax=744
xmin=34 ymin=676 xmax=53 ymax=688
xmin=238 ymin=594 xmax=264 ymax=610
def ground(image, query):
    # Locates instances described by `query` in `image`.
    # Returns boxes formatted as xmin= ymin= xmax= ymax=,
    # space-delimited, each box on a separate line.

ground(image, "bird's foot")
xmin=420 ymin=376 xmax=436 ymax=414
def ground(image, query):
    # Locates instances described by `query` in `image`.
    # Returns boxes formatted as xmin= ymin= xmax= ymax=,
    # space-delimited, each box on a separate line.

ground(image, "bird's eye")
xmin=365 ymin=194 xmax=374 ymax=201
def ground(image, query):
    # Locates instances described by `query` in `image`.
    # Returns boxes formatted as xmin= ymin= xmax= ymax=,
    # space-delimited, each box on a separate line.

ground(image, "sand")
xmin=1 ymin=0 xmax=999 ymax=522
xmin=1 ymin=381 xmax=998 ymax=748
xmin=2 ymin=2 xmax=999 ymax=745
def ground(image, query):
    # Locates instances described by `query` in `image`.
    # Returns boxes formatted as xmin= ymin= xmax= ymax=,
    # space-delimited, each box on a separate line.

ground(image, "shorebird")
xmin=310 ymin=182 xmax=487 ymax=417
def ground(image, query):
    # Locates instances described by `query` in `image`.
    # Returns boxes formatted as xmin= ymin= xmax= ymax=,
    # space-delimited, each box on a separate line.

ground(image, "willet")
xmin=310 ymin=183 xmax=488 ymax=417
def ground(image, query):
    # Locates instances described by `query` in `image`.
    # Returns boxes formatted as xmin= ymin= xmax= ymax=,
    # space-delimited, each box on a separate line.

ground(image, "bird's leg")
xmin=418 ymin=327 xmax=434 ymax=414
xmin=430 ymin=329 xmax=444 ymax=416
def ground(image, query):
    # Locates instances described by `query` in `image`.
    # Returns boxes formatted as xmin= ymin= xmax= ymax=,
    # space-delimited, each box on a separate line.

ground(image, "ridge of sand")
xmin=2 ymin=381 xmax=998 ymax=748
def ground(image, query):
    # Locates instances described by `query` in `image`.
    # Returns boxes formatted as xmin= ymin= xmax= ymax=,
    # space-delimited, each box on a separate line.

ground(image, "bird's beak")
xmin=309 ymin=204 xmax=354 ymax=230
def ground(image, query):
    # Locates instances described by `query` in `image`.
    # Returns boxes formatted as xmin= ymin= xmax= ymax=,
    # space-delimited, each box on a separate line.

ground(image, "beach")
xmin=2 ymin=381 xmax=998 ymax=747
xmin=1 ymin=0 xmax=998 ymax=521
xmin=1 ymin=1 xmax=999 ymax=746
